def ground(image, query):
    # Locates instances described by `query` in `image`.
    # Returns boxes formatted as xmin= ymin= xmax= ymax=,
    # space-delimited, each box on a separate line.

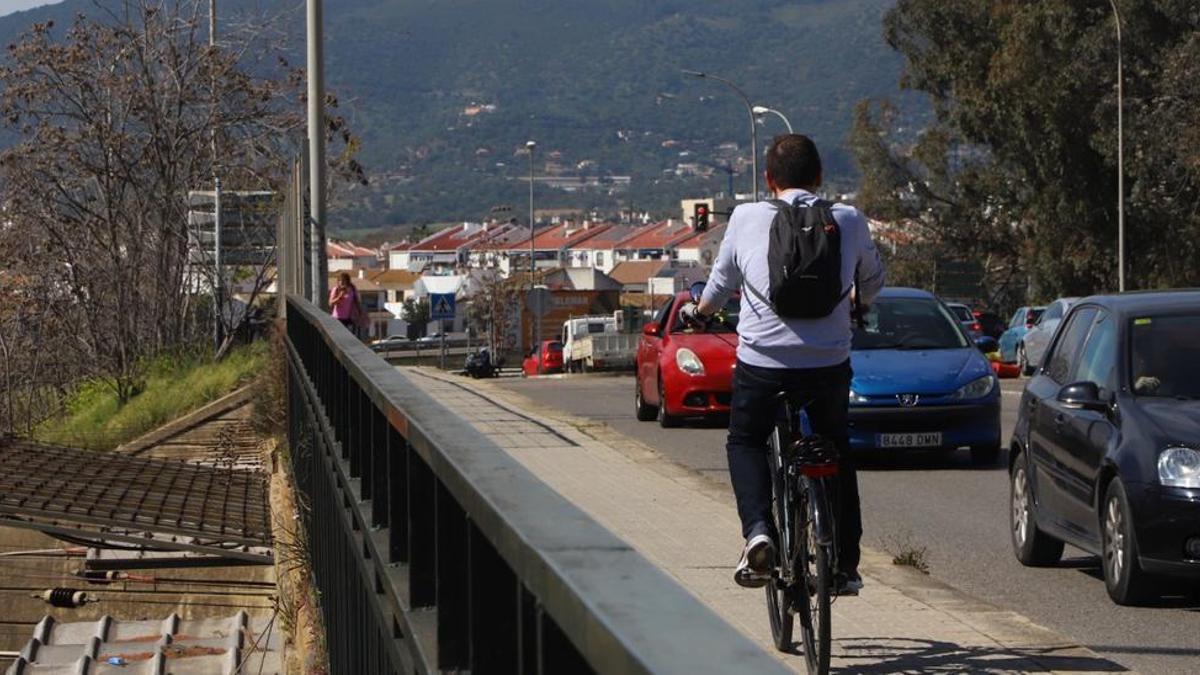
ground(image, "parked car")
xmin=370 ymin=335 xmax=410 ymax=353
xmin=998 ymin=306 xmax=1046 ymax=363
xmin=1018 ymin=298 xmax=1079 ymax=375
xmin=848 ymin=288 xmax=1002 ymax=465
xmin=1009 ymin=290 xmax=1200 ymax=604
xmin=522 ymin=340 xmax=564 ymax=376
xmin=974 ymin=310 xmax=1007 ymax=340
xmin=946 ymin=302 xmax=983 ymax=339
xmin=634 ymin=288 xmax=739 ymax=427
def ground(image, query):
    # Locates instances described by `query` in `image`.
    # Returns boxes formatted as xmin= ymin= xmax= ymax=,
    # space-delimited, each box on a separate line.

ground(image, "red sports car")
xmin=634 ymin=290 xmax=739 ymax=427
xmin=522 ymin=340 xmax=564 ymax=376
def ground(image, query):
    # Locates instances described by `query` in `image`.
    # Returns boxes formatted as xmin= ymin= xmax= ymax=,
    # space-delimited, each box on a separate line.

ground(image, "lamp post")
xmin=526 ymin=140 xmax=537 ymax=365
xmin=683 ymin=70 xmax=759 ymax=200
xmin=307 ymin=0 xmax=327 ymax=308
xmin=1109 ymin=0 xmax=1126 ymax=292
xmin=752 ymin=105 xmax=793 ymax=134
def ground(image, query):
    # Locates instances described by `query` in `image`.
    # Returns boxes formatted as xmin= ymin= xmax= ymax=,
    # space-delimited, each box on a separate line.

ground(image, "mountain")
xmin=0 ymin=0 xmax=921 ymax=229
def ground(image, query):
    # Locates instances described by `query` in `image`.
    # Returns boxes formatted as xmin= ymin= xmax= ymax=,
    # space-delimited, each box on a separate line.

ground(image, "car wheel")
xmin=657 ymin=378 xmax=681 ymax=428
xmin=635 ymin=380 xmax=657 ymax=421
xmin=1017 ymin=344 xmax=1032 ymax=376
xmin=1103 ymin=478 xmax=1155 ymax=605
xmin=1010 ymin=457 xmax=1064 ymax=566
xmin=970 ymin=445 xmax=1001 ymax=466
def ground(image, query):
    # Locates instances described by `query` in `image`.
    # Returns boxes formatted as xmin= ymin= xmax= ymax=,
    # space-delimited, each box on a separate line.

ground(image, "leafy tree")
xmin=465 ymin=272 xmax=520 ymax=357
xmin=850 ymin=0 xmax=1200 ymax=305
xmin=0 ymin=0 xmax=360 ymax=403
xmin=401 ymin=297 xmax=430 ymax=337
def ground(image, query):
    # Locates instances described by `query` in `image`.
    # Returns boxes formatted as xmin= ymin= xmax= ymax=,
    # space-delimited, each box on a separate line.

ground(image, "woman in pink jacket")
xmin=329 ymin=272 xmax=360 ymax=333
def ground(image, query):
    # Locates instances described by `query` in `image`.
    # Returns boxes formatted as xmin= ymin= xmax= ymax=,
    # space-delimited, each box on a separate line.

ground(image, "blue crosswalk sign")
xmin=430 ymin=293 xmax=456 ymax=321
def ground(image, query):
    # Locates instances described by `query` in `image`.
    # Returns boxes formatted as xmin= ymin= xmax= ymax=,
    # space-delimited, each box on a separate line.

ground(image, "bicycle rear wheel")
xmin=797 ymin=479 xmax=832 ymax=674
xmin=765 ymin=423 xmax=794 ymax=651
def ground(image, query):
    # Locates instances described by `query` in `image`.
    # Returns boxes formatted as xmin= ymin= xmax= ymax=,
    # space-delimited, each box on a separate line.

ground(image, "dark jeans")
xmin=727 ymin=359 xmax=862 ymax=575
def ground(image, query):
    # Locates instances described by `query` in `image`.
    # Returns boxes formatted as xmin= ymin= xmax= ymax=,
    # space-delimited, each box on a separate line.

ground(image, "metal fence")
xmin=284 ymin=294 xmax=787 ymax=674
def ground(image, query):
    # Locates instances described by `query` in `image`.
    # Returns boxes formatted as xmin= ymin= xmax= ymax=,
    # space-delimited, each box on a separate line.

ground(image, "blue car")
xmin=848 ymin=288 xmax=1002 ymax=465
xmin=998 ymin=306 xmax=1045 ymax=363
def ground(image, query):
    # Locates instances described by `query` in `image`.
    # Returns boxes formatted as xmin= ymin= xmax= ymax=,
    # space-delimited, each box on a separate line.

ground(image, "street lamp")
xmin=1109 ymin=0 xmax=1126 ymax=292
xmin=526 ymin=139 xmax=537 ymax=362
xmin=683 ymin=70 xmax=759 ymax=200
xmin=752 ymin=105 xmax=793 ymax=134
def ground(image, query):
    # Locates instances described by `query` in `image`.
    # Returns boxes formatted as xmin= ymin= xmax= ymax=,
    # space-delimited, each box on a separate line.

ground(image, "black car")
xmin=974 ymin=311 xmax=1007 ymax=340
xmin=1009 ymin=290 xmax=1200 ymax=604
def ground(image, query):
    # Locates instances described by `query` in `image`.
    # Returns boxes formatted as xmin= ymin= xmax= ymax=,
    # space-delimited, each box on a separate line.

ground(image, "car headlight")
xmin=1158 ymin=447 xmax=1200 ymax=488
xmin=849 ymin=390 xmax=869 ymax=404
xmin=952 ymin=374 xmax=996 ymax=400
xmin=675 ymin=348 xmax=705 ymax=376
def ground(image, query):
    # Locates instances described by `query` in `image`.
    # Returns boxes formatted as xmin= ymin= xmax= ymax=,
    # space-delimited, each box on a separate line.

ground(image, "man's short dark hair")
xmin=765 ymin=134 xmax=822 ymax=190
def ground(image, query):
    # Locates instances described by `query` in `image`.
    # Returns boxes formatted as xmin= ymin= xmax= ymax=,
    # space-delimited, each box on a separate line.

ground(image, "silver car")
xmin=1017 ymin=297 xmax=1078 ymax=375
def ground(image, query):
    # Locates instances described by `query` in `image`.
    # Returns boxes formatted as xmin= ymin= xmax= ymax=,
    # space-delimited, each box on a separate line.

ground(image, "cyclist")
xmin=682 ymin=134 xmax=885 ymax=593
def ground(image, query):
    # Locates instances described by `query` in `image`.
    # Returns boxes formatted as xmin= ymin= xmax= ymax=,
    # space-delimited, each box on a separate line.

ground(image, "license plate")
xmin=878 ymin=432 xmax=942 ymax=448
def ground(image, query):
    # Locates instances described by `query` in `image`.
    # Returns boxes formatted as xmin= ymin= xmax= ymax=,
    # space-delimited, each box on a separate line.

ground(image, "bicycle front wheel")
xmin=797 ymin=481 xmax=832 ymax=674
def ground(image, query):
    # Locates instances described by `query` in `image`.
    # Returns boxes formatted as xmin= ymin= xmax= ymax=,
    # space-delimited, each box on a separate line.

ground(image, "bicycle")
xmin=765 ymin=393 xmax=841 ymax=674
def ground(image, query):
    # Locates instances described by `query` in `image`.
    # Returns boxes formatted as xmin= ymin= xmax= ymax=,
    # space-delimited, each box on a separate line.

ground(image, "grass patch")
xmin=883 ymin=532 xmax=931 ymax=575
xmin=34 ymin=342 xmax=268 ymax=450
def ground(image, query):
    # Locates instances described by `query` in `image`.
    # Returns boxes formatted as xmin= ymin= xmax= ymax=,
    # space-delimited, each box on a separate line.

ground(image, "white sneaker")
xmin=836 ymin=573 xmax=864 ymax=596
xmin=733 ymin=534 xmax=775 ymax=588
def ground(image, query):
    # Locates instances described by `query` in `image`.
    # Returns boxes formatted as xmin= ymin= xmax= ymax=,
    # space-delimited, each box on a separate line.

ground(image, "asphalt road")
xmin=495 ymin=374 xmax=1200 ymax=674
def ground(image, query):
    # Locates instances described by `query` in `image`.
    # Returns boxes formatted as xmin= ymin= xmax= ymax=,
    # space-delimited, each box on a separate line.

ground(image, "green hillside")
xmin=0 ymin=0 xmax=920 ymax=227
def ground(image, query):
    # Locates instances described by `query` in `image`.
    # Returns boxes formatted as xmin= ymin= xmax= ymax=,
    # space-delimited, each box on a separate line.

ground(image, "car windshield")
xmin=546 ymin=342 xmax=563 ymax=353
xmin=949 ymin=305 xmax=974 ymax=322
xmin=672 ymin=296 xmax=740 ymax=333
xmin=853 ymin=297 xmax=969 ymax=350
xmin=1130 ymin=313 xmax=1200 ymax=400
xmin=1027 ymin=308 xmax=1044 ymax=324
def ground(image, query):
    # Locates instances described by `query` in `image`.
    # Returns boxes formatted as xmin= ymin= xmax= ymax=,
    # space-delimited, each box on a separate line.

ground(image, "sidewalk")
xmin=399 ymin=368 xmax=1126 ymax=674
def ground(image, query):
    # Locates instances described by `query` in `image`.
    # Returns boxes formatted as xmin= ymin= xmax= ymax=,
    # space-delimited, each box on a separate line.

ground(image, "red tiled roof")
xmin=369 ymin=269 xmax=421 ymax=288
xmin=607 ymin=260 xmax=670 ymax=285
xmin=670 ymin=223 xmax=727 ymax=249
xmin=408 ymin=224 xmax=493 ymax=252
xmin=568 ymin=224 xmax=638 ymax=248
xmin=508 ymin=223 xmax=616 ymax=252
xmin=327 ymin=239 xmax=376 ymax=258
xmin=613 ymin=221 xmax=694 ymax=250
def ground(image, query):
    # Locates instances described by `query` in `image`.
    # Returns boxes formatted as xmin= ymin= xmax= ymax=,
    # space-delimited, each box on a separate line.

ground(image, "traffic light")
xmin=693 ymin=203 xmax=709 ymax=232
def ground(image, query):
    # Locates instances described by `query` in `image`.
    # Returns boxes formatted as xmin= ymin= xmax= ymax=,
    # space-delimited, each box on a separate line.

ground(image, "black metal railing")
xmin=284 ymin=295 xmax=787 ymax=674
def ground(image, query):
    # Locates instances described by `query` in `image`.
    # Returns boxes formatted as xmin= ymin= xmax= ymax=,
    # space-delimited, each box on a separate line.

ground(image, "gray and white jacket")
xmin=700 ymin=188 xmax=885 ymax=369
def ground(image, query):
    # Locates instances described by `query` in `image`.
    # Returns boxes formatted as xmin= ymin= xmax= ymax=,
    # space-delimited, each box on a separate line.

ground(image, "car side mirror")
xmin=975 ymin=336 xmax=999 ymax=353
xmin=1058 ymin=382 xmax=1108 ymax=412
xmin=642 ymin=322 xmax=659 ymax=337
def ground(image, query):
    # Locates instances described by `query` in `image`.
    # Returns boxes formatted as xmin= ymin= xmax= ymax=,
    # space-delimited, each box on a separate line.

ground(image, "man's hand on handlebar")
xmin=680 ymin=301 xmax=711 ymax=329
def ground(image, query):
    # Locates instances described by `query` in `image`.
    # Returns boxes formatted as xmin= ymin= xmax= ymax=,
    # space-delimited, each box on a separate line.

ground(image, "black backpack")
xmin=752 ymin=198 xmax=849 ymax=319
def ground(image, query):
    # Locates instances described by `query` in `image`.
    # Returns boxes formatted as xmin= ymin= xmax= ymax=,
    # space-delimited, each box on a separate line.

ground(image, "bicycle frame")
xmin=777 ymin=396 xmax=841 ymax=577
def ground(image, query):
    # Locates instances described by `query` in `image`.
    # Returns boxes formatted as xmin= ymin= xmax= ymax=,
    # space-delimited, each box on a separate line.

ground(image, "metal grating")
xmin=5 ymin=612 xmax=280 ymax=674
xmin=0 ymin=439 xmax=272 ymax=562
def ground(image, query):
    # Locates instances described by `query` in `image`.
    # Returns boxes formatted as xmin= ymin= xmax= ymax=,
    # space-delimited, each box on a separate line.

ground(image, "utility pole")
xmin=307 ymin=0 xmax=328 ymax=308
xmin=209 ymin=0 xmax=223 ymax=351
xmin=213 ymin=178 xmax=223 ymax=351
xmin=526 ymin=140 xmax=537 ymax=367
xmin=1110 ymin=0 xmax=1126 ymax=292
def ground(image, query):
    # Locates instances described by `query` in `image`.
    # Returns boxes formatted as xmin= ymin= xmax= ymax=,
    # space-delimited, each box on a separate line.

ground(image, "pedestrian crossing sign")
xmin=430 ymin=293 xmax=456 ymax=321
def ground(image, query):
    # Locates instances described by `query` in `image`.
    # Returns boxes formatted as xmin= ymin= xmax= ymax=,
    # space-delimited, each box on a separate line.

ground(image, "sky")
xmin=0 ymin=0 xmax=62 ymax=17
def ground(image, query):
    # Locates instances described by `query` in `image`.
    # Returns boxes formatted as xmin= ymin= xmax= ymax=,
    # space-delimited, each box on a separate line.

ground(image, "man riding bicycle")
xmin=682 ymin=134 xmax=885 ymax=593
